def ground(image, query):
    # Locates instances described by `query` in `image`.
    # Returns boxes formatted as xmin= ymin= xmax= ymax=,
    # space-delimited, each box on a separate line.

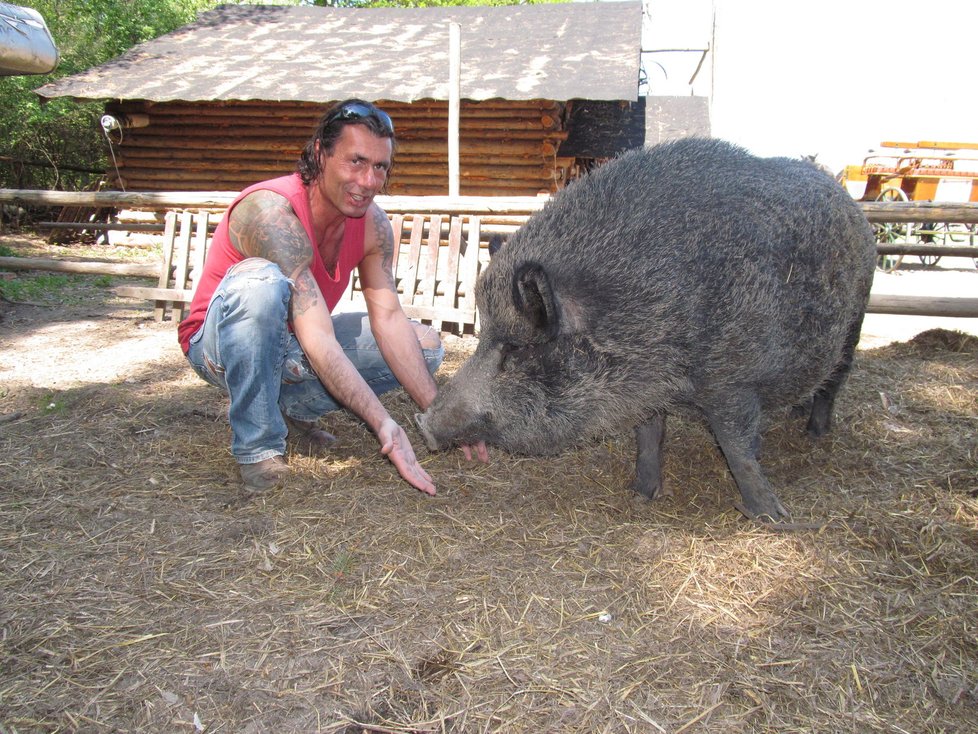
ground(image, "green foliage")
xmin=1 ymin=0 xmax=218 ymax=191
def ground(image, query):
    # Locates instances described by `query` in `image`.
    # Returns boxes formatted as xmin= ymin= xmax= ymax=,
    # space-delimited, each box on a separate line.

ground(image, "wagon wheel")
xmin=915 ymin=221 xmax=945 ymax=267
xmin=873 ymin=187 xmax=908 ymax=272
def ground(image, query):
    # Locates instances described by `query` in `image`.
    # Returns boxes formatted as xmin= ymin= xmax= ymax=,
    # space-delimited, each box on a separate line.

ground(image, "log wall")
xmin=104 ymin=99 xmax=575 ymax=197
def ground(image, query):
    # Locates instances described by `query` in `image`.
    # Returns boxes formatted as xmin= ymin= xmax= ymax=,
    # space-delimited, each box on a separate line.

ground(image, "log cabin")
xmin=34 ymin=3 xmax=708 ymax=196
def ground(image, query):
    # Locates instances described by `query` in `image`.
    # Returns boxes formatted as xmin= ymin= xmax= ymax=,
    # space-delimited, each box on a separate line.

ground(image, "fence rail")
xmin=3 ymin=190 xmax=977 ymax=321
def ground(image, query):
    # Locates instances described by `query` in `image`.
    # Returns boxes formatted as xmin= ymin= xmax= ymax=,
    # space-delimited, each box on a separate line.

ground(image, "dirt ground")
xmin=1 ymin=237 xmax=977 ymax=733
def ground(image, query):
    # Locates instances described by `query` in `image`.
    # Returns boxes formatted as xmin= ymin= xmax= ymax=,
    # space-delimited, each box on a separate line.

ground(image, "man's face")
xmin=316 ymin=124 xmax=393 ymax=218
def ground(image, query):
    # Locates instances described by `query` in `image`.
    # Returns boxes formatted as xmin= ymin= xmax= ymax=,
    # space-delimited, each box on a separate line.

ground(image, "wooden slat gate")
xmin=115 ymin=211 xmax=488 ymax=329
xmin=115 ymin=210 xmax=212 ymax=322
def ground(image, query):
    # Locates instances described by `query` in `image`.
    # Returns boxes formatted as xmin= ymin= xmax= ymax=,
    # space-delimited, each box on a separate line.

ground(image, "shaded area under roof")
xmin=35 ymin=3 xmax=642 ymax=104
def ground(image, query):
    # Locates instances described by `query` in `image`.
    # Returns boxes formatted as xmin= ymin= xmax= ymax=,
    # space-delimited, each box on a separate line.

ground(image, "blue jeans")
xmin=185 ymin=258 xmax=444 ymax=464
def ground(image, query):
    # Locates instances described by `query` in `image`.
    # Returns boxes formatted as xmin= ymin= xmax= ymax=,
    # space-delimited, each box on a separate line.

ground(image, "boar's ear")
xmin=513 ymin=261 xmax=559 ymax=335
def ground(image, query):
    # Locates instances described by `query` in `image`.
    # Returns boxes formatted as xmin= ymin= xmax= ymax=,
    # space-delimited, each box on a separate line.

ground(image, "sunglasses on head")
xmin=329 ymin=102 xmax=394 ymax=134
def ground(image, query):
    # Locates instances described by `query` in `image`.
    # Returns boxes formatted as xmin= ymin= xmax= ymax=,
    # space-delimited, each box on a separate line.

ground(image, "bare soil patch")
xmin=1 ymin=239 xmax=977 ymax=733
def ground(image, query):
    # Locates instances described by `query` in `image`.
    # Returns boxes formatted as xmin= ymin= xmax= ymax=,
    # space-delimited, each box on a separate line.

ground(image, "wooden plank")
xmin=0 ymin=188 xmax=550 ymax=215
xmin=115 ymin=285 xmax=193 ymax=302
xmin=867 ymin=294 xmax=978 ymax=317
xmin=861 ymin=202 xmax=978 ymax=224
xmin=459 ymin=216 xmax=482 ymax=320
xmin=154 ymin=211 xmax=177 ymax=321
xmin=170 ymin=212 xmax=193 ymax=321
xmin=0 ymin=256 xmax=157 ymax=277
xmin=875 ymin=243 xmax=978 ymax=257
xmin=442 ymin=216 xmax=463 ymax=314
xmin=190 ymin=212 xmax=210 ymax=293
xmin=402 ymin=303 xmax=477 ymax=324
xmin=389 ymin=213 xmax=404 ymax=273
xmin=400 ymin=214 xmax=425 ymax=304
xmin=37 ymin=222 xmax=166 ymax=232
xmin=421 ymin=214 xmax=441 ymax=309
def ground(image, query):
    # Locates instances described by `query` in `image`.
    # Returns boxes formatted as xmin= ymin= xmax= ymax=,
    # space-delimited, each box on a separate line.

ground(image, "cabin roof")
xmin=35 ymin=3 xmax=642 ymax=104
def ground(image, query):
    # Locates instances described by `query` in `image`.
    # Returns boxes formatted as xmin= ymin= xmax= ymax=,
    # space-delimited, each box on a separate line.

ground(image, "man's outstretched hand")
xmin=378 ymin=417 xmax=436 ymax=495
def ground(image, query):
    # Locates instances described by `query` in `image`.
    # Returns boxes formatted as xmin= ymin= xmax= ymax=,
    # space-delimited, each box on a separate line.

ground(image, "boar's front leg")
xmin=705 ymin=398 xmax=789 ymax=522
xmin=632 ymin=414 xmax=671 ymax=499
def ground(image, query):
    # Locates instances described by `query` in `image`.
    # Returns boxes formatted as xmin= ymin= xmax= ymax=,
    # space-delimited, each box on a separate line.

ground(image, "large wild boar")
xmin=417 ymin=138 xmax=876 ymax=521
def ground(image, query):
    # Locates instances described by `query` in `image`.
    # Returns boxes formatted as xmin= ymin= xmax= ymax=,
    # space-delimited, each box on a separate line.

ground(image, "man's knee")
xmin=223 ymin=258 xmax=291 ymax=323
xmin=412 ymin=321 xmax=441 ymax=351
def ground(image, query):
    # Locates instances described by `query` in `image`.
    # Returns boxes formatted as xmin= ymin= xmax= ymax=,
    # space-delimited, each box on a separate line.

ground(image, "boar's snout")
xmin=414 ymin=412 xmax=440 ymax=451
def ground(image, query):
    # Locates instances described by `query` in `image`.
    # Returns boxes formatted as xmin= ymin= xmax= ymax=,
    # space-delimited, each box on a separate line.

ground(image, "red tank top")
xmin=178 ymin=173 xmax=366 ymax=353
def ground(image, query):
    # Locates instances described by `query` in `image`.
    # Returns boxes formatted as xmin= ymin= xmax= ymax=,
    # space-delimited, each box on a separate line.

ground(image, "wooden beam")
xmin=867 ymin=294 xmax=978 ymax=318
xmin=0 ymin=189 xmax=548 ymax=214
xmin=0 ymin=256 xmax=158 ymax=278
xmin=875 ymin=243 xmax=978 ymax=257
xmin=861 ymin=202 xmax=978 ymax=224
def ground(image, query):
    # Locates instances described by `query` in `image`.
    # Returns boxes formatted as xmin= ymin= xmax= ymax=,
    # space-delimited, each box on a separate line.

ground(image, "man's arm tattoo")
xmin=370 ymin=207 xmax=398 ymax=291
xmin=290 ymin=269 xmax=320 ymax=318
xmin=228 ymin=192 xmax=312 ymax=281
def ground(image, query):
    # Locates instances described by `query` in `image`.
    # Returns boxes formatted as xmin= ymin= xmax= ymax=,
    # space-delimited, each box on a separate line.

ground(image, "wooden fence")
xmin=109 ymin=209 xmax=491 ymax=329
xmin=2 ymin=190 xmax=978 ymax=321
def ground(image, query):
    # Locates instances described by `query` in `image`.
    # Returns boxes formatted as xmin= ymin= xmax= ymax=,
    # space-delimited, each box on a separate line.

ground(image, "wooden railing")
xmin=110 ymin=209 xmax=494 ymax=329
xmin=3 ymin=190 xmax=978 ymax=320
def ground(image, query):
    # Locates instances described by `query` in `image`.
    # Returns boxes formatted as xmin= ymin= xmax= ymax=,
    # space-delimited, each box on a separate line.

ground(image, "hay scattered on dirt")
xmin=1 ymin=284 xmax=976 ymax=732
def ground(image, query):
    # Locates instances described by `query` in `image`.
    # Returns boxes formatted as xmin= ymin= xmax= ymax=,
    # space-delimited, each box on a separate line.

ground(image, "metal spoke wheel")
xmin=915 ymin=221 xmax=946 ymax=267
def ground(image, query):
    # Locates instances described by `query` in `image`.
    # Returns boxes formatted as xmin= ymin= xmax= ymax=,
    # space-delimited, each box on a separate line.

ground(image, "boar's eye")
xmin=498 ymin=342 xmax=541 ymax=372
xmin=498 ymin=343 xmax=517 ymax=370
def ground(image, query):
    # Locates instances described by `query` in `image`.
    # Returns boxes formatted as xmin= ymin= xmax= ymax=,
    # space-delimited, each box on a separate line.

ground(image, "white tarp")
xmin=0 ymin=2 xmax=58 ymax=76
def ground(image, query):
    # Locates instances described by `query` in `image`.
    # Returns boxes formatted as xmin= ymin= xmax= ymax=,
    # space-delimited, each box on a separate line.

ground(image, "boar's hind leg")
xmin=632 ymin=415 xmax=670 ymax=499
xmin=807 ymin=316 xmax=863 ymax=437
xmin=706 ymin=400 xmax=789 ymax=522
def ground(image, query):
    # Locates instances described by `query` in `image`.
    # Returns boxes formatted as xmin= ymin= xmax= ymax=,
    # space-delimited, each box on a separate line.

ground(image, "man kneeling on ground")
xmin=177 ymin=99 xmax=486 ymax=494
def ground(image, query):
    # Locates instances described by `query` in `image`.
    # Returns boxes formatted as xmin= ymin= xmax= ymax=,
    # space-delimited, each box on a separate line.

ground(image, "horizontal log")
xmin=0 ymin=189 xmax=550 ymax=213
xmin=875 ymin=243 xmax=977 ymax=257
xmin=122 ymin=99 xmax=560 ymax=116
xmin=118 ymin=135 xmax=559 ymax=156
xmin=115 ymin=285 xmax=191 ymax=301
xmin=0 ymin=256 xmax=158 ymax=277
xmin=118 ymin=149 xmax=296 ymax=164
xmin=390 ymin=178 xmax=556 ymax=192
xmin=140 ymin=116 xmax=560 ymax=133
xmin=122 ymin=136 xmax=303 ymax=152
xmin=114 ymin=149 xmax=553 ymax=170
xmin=114 ymin=156 xmax=557 ymax=180
xmin=862 ymin=202 xmax=978 ymax=224
xmin=867 ymin=293 xmax=978 ymax=317
xmin=119 ymin=167 xmax=291 ymax=182
xmin=0 ymin=190 xmax=237 ymax=208
xmin=38 ymin=221 xmax=166 ymax=232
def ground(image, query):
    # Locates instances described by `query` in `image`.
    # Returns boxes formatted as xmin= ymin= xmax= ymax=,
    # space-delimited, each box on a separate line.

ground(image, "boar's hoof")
xmin=734 ymin=492 xmax=790 ymax=524
xmin=631 ymin=476 xmax=672 ymax=500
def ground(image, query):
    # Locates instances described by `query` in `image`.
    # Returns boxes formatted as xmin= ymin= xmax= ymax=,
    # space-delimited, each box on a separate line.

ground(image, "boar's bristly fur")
xmin=417 ymin=138 xmax=876 ymax=522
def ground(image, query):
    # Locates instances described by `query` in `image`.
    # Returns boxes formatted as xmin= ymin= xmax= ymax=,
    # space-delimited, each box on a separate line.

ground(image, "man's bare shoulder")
xmin=227 ymin=189 xmax=311 ymax=273
xmin=230 ymin=189 xmax=292 ymax=228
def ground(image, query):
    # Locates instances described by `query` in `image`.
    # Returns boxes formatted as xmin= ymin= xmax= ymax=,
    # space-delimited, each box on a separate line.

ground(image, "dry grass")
xmin=1 ymin=291 xmax=976 ymax=732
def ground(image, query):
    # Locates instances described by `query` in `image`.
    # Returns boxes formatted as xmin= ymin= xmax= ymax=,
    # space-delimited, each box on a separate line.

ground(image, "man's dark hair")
xmin=297 ymin=99 xmax=397 ymax=187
